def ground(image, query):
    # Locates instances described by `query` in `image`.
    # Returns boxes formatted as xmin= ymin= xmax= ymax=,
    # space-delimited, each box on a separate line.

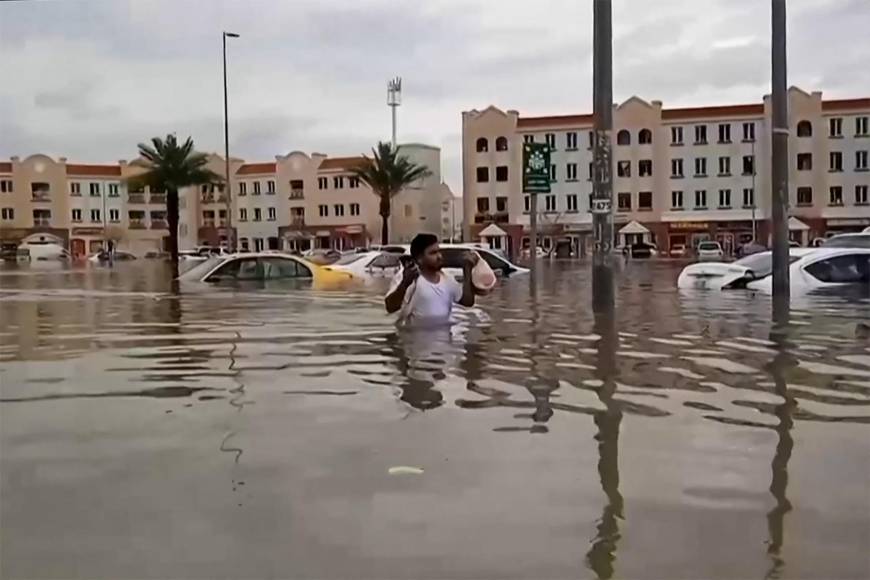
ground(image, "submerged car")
xmin=821 ymin=233 xmax=870 ymax=248
xmin=87 ymin=250 xmax=137 ymax=263
xmin=178 ymin=252 xmax=356 ymax=289
xmin=677 ymin=247 xmax=870 ymax=293
xmin=696 ymin=241 xmax=724 ymax=261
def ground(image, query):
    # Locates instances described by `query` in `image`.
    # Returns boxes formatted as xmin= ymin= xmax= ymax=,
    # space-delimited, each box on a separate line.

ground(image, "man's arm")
xmin=385 ymin=266 xmax=418 ymax=313
xmin=458 ymin=252 xmax=480 ymax=307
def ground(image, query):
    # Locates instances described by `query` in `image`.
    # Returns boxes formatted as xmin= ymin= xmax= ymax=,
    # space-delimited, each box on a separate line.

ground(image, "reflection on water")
xmin=1 ymin=261 xmax=869 ymax=579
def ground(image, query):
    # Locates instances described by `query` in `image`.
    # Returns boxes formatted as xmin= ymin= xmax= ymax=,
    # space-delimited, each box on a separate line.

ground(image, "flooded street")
xmin=1 ymin=261 xmax=868 ymax=580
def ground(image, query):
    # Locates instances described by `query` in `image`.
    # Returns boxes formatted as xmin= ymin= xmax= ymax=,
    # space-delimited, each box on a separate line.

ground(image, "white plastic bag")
xmin=470 ymin=252 xmax=497 ymax=293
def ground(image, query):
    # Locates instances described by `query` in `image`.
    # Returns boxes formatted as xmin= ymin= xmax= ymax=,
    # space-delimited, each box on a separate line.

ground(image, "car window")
xmin=478 ymin=250 xmax=511 ymax=272
xmin=440 ymin=248 xmax=465 ymax=269
xmin=804 ymin=254 xmax=870 ymax=283
xmin=205 ymin=257 xmax=260 ymax=281
xmin=335 ymin=254 xmax=367 ymax=266
xmin=698 ymin=242 xmax=720 ymax=251
xmin=822 ymin=235 xmax=870 ymax=248
xmin=260 ymin=257 xmax=312 ymax=279
xmin=369 ymin=253 xmax=401 ymax=269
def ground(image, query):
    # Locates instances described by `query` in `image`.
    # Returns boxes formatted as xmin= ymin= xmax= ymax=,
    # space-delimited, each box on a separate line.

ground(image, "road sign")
xmin=590 ymin=198 xmax=612 ymax=214
xmin=522 ymin=142 xmax=551 ymax=194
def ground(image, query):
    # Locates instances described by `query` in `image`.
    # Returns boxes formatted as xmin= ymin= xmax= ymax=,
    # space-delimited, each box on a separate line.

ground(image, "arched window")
xmin=638 ymin=129 xmax=653 ymax=144
xmin=476 ymin=138 xmax=489 ymax=152
xmin=495 ymin=136 xmax=508 ymax=151
xmin=797 ymin=120 xmax=812 ymax=137
xmin=617 ymin=129 xmax=631 ymax=145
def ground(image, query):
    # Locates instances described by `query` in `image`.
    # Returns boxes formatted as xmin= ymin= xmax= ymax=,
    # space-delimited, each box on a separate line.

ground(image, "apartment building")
xmin=0 ymin=144 xmax=453 ymax=256
xmin=462 ymin=87 xmax=870 ymax=257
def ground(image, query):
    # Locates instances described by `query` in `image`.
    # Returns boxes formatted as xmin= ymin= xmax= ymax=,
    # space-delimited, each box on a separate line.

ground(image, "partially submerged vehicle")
xmin=178 ymin=252 xmax=356 ymax=289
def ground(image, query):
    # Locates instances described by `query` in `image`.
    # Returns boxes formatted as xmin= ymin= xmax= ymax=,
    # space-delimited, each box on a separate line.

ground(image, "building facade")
xmin=462 ymin=88 xmax=870 ymax=257
xmin=0 ymin=144 xmax=453 ymax=256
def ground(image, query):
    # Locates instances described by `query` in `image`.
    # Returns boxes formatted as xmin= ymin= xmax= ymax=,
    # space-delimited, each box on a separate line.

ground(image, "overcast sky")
xmin=1 ymin=0 xmax=868 ymax=191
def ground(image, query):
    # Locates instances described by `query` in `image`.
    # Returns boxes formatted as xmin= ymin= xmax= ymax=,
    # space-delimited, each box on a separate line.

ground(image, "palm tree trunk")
xmin=167 ymin=187 xmax=180 ymax=277
xmin=380 ymin=196 xmax=390 ymax=245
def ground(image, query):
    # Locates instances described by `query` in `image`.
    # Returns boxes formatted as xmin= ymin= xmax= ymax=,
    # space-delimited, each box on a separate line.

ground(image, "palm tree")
xmin=132 ymin=134 xmax=221 ymax=272
xmin=352 ymin=142 xmax=432 ymax=245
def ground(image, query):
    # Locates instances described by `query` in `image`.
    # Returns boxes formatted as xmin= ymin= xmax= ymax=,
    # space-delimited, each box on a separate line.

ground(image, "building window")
xmin=523 ymin=135 xmax=534 ymax=144
xmin=797 ymin=187 xmax=813 ymax=206
xmin=616 ymin=130 xmax=631 ymax=146
xmin=718 ymin=156 xmax=731 ymax=176
xmin=617 ymin=192 xmax=631 ymax=211
xmin=349 ymin=176 xmax=360 ymax=188
xmin=638 ymin=129 xmax=652 ymax=144
xmin=524 ymin=195 xmax=531 ymax=213
xmin=239 ymin=238 xmax=249 ymax=251
xmin=90 ymin=209 xmax=101 ymax=222
xmin=829 ymin=186 xmax=844 ymax=206
xmin=830 ymin=151 xmax=843 ymax=172
xmin=268 ymin=207 xmax=276 ymax=221
xmin=70 ymin=182 xmax=81 ymax=195
xmin=565 ymin=132 xmax=578 ymax=150
xmin=671 ymin=158 xmax=684 ymax=178
xmin=332 ymin=204 xmax=343 ymax=217
xmin=856 ymin=150 xmax=868 ymax=170
xmin=856 ymin=116 xmax=869 ymax=137
xmin=333 ymin=176 xmax=344 ymax=189
xmin=671 ymin=126 xmax=683 ymax=145
xmin=108 ymin=183 xmax=119 ymax=197
xmin=33 ymin=209 xmax=52 ymax=224
xmin=476 ymin=167 xmax=489 ymax=183
xmin=561 ymin=163 xmax=576 ymax=181
xmin=694 ymin=157 xmax=707 ymax=176
xmin=797 ymin=120 xmax=812 ymax=137
xmin=588 ymin=162 xmax=594 ymax=181
xmin=495 ymin=196 xmax=508 ymax=213
xmin=852 ymin=184 xmax=869 ymax=205
xmin=109 ymin=209 xmax=120 ymax=222
xmin=318 ymin=204 xmax=328 ymax=217
xmin=743 ymin=188 xmax=755 ymax=208
xmin=638 ymin=160 xmax=652 ymax=177
xmin=476 ymin=138 xmax=489 ymax=152
xmin=671 ymin=190 xmax=684 ymax=209
xmin=495 ymin=136 xmax=508 ymax=151
xmin=476 ymin=197 xmax=490 ymax=213
xmin=1 ymin=208 xmax=14 ymax=221
xmin=318 ymin=177 xmax=328 ymax=190
xmin=638 ymin=191 xmax=652 ymax=210
xmin=253 ymin=181 xmax=261 ymax=195
xmin=718 ymin=189 xmax=732 ymax=208
xmin=253 ymin=208 xmax=262 ymax=221
xmin=718 ymin=123 xmax=731 ymax=143
xmin=0 ymin=180 xmax=13 ymax=193
xmin=239 ymin=208 xmax=247 ymax=221
xmin=742 ymin=122 xmax=755 ymax=141
xmin=829 ymin=117 xmax=843 ymax=137
xmin=544 ymin=194 xmax=557 ymax=212
xmin=694 ymin=190 xmax=707 ymax=209
xmin=89 ymin=182 xmax=101 ymax=197
xmin=694 ymin=125 xmax=707 ymax=144
xmin=239 ymin=182 xmax=247 ymax=196
xmin=496 ymin=166 xmax=509 ymax=182
xmin=797 ymin=153 xmax=813 ymax=171
xmin=254 ymin=238 xmax=264 ymax=252
xmin=71 ymin=208 xmax=82 ymax=222
xmin=742 ymin=155 xmax=755 ymax=175
xmin=588 ymin=131 xmax=595 ymax=149
xmin=267 ymin=180 xmax=276 ymax=194
xmin=350 ymin=203 xmax=360 ymax=216
xmin=550 ymin=164 xmax=557 ymax=181
xmin=566 ymin=194 xmax=579 ymax=212
xmin=545 ymin=133 xmax=556 ymax=149
xmin=617 ymin=160 xmax=631 ymax=178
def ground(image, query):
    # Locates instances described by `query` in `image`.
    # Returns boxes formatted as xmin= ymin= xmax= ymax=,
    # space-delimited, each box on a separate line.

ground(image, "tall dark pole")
xmin=592 ymin=0 xmax=614 ymax=314
xmin=771 ymin=0 xmax=790 ymax=323
xmin=223 ymin=31 xmax=239 ymax=250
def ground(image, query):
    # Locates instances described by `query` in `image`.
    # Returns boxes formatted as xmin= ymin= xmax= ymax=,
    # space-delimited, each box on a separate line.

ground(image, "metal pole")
xmin=771 ymin=0 xmax=790 ymax=322
xmin=391 ymin=105 xmax=397 ymax=150
xmin=222 ymin=32 xmax=238 ymax=251
xmin=529 ymin=194 xmax=538 ymax=271
xmin=752 ymin=139 xmax=757 ymax=242
xmin=592 ymin=0 xmax=614 ymax=314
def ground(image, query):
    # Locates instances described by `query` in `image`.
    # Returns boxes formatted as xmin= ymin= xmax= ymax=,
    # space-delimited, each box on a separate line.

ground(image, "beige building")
xmin=462 ymin=87 xmax=870 ymax=257
xmin=1 ymin=144 xmax=453 ymax=257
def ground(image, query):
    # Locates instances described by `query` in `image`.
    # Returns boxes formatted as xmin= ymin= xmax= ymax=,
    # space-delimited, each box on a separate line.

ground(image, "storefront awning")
xmin=479 ymin=224 xmax=508 ymax=237
xmin=788 ymin=216 xmax=810 ymax=231
xmin=618 ymin=220 xmax=650 ymax=235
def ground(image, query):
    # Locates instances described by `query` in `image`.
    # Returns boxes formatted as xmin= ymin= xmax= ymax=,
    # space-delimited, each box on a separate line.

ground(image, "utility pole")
xmin=592 ymin=0 xmax=615 ymax=314
xmin=387 ymin=77 xmax=402 ymax=242
xmin=771 ymin=0 xmax=790 ymax=322
xmin=223 ymin=31 xmax=240 ymax=251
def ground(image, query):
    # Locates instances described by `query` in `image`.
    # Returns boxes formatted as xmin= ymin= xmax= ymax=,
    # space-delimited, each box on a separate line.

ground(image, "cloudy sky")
xmin=1 ymin=0 xmax=868 ymax=190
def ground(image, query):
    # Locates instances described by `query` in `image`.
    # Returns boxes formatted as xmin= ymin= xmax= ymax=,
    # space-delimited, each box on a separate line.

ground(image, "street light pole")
xmin=771 ymin=0 xmax=790 ymax=322
xmin=223 ymin=31 xmax=240 ymax=250
xmin=592 ymin=0 xmax=615 ymax=315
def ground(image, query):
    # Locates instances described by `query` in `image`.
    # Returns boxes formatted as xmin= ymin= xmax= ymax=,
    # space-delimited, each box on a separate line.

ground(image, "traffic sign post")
xmin=523 ymin=143 xmax=551 ymax=273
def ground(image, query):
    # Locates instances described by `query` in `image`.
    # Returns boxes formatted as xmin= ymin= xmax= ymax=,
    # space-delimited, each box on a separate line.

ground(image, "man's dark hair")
xmin=410 ymin=233 xmax=439 ymax=260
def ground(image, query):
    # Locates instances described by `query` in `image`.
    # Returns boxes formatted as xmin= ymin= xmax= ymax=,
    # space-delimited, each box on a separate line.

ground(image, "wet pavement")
xmin=1 ymin=260 xmax=869 ymax=579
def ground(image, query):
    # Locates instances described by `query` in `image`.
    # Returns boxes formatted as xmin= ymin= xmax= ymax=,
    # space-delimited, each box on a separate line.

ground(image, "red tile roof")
xmin=236 ymin=162 xmax=276 ymax=175
xmin=65 ymin=164 xmax=122 ymax=176
xmin=822 ymin=98 xmax=870 ymax=111
xmin=661 ymin=103 xmax=764 ymax=120
xmin=318 ymin=156 xmax=367 ymax=171
xmin=0 ymin=162 xmax=11 ymax=173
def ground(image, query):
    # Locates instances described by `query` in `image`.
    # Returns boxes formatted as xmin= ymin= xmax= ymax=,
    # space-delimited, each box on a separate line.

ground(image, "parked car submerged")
xmin=178 ymin=252 xmax=356 ymax=289
xmin=696 ymin=241 xmax=725 ymax=261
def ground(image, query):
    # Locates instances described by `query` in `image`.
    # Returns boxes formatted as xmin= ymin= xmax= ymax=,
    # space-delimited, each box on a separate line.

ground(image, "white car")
xmin=330 ymin=251 xmax=402 ymax=280
xmin=87 ymin=250 xmax=137 ymax=263
xmin=677 ymin=248 xmax=869 ymax=293
xmin=696 ymin=241 xmax=724 ymax=261
xmin=16 ymin=242 xmax=70 ymax=261
xmin=822 ymin=232 xmax=870 ymax=248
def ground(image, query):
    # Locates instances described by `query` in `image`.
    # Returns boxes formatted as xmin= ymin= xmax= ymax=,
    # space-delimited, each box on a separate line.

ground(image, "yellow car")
xmin=178 ymin=252 xmax=357 ymax=289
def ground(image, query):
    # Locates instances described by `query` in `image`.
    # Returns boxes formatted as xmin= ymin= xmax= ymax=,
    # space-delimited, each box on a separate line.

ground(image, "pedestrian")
xmin=384 ymin=233 xmax=480 ymax=326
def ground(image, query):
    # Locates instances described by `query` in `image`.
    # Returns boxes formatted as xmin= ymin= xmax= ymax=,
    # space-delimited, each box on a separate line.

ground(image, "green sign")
xmin=522 ymin=142 xmax=551 ymax=194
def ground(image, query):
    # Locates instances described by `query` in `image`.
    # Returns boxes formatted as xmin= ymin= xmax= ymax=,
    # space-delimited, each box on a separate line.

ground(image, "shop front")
xmin=278 ymin=224 xmax=370 ymax=252
xmin=825 ymin=218 xmax=870 ymax=236
xmin=666 ymin=220 xmax=757 ymax=257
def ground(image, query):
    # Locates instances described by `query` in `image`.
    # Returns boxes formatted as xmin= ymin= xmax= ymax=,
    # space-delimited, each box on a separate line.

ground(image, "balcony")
xmin=290 ymin=216 xmax=305 ymax=227
xmin=33 ymin=218 xmax=52 ymax=227
xmin=149 ymin=194 xmax=166 ymax=205
xmin=201 ymin=193 xmax=215 ymax=204
xmin=150 ymin=220 xmax=168 ymax=230
xmin=31 ymin=193 xmax=51 ymax=203
xmin=474 ymin=213 xmax=492 ymax=224
xmin=129 ymin=220 xmax=146 ymax=229
xmin=290 ymin=189 xmax=304 ymax=200
xmin=128 ymin=193 xmax=146 ymax=204
xmin=217 ymin=195 xmax=228 ymax=203
xmin=494 ymin=211 xmax=509 ymax=223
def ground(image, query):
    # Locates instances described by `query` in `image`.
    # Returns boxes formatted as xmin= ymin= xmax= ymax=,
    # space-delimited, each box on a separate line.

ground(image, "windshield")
xmin=334 ymin=254 xmax=368 ymax=266
xmin=822 ymin=234 xmax=870 ymax=248
xmin=698 ymin=242 xmax=720 ymax=250
xmin=734 ymin=252 xmax=802 ymax=278
xmin=178 ymin=256 xmax=223 ymax=279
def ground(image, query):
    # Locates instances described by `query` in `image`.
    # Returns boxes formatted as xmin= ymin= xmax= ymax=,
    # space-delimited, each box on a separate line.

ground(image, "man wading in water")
xmin=385 ymin=233 xmax=480 ymax=326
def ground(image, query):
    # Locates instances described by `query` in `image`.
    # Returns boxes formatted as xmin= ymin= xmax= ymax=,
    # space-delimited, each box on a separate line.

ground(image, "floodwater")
xmin=1 ymin=260 xmax=868 ymax=580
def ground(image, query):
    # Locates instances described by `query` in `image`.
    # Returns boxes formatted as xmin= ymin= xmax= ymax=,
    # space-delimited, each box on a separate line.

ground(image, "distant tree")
xmin=132 ymin=134 xmax=221 ymax=273
xmin=352 ymin=142 xmax=432 ymax=245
